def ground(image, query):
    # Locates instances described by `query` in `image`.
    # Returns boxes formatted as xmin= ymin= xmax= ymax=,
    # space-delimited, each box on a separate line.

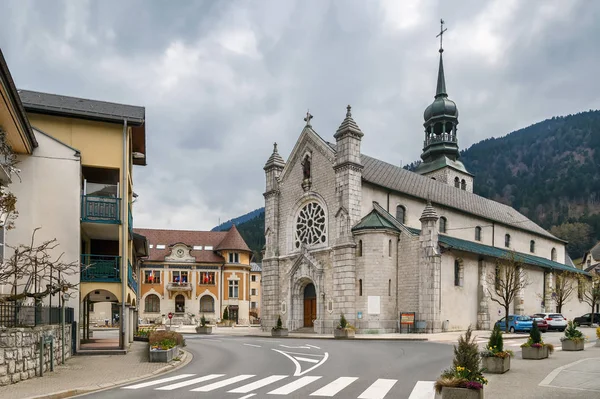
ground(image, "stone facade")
xmin=0 ymin=325 xmax=72 ymax=386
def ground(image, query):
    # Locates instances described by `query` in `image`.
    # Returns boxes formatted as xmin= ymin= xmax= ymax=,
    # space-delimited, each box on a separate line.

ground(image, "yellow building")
xmin=250 ymin=263 xmax=262 ymax=323
xmin=18 ymin=89 xmax=149 ymax=349
xmin=135 ymin=226 xmax=254 ymax=325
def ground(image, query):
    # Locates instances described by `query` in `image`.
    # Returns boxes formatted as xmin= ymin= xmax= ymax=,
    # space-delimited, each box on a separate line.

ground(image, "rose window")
xmin=295 ymin=202 xmax=327 ymax=248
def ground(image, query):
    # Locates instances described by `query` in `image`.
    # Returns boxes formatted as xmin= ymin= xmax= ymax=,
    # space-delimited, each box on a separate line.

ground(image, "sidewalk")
xmin=0 ymin=341 xmax=192 ymax=399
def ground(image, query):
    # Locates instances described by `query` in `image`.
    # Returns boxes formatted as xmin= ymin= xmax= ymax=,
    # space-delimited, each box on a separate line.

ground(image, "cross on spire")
xmin=436 ymin=18 xmax=447 ymax=53
xmin=304 ymin=110 xmax=313 ymax=126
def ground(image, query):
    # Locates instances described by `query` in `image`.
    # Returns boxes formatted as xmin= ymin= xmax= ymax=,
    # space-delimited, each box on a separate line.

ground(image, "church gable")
xmin=165 ymin=243 xmax=195 ymax=262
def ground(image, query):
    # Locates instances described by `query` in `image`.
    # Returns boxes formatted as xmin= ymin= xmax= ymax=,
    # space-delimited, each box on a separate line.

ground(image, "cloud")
xmin=1 ymin=0 xmax=599 ymax=230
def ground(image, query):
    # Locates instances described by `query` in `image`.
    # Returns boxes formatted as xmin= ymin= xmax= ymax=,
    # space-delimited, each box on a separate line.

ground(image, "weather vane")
xmin=436 ymin=18 xmax=447 ymax=53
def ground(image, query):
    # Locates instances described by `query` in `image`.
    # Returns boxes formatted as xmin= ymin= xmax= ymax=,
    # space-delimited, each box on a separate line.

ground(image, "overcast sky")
xmin=1 ymin=0 xmax=599 ymax=231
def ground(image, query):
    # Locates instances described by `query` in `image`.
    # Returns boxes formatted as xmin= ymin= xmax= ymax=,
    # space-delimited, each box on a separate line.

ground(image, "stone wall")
xmin=0 ymin=324 xmax=72 ymax=386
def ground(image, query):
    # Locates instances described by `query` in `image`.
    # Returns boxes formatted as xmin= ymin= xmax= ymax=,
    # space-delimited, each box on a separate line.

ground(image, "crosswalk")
xmin=122 ymin=373 xmax=436 ymax=398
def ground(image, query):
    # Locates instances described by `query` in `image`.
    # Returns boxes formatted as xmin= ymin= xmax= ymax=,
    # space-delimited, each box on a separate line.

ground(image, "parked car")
xmin=533 ymin=313 xmax=567 ymax=331
xmin=495 ymin=315 xmax=533 ymax=333
xmin=573 ymin=313 xmax=600 ymax=326
xmin=530 ymin=316 xmax=549 ymax=332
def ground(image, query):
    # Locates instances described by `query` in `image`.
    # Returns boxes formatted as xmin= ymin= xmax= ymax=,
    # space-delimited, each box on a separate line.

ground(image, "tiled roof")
xmin=18 ymin=89 xmax=145 ymax=125
xmin=215 ymin=224 xmax=252 ymax=252
xmin=250 ymin=263 xmax=262 ymax=272
xmin=591 ymin=242 xmax=600 ymax=260
xmin=352 ymin=209 xmax=397 ymax=231
xmin=134 ymin=228 xmax=227 ymax=263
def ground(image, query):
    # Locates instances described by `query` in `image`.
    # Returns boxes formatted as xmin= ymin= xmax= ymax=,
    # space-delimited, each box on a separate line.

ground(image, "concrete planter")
xmin=561 ymin=339 xmax=585 ymax=351
xmin=521 ymin=345 xmax=549 ymax=360
xmin=149 ymin=346 xmax=179 ymax=363
xmin=195 ymin=326 xmax=213 ymax=334
xmin=439 ymin=387 xmax=484 ymax=399
xmin=334 ymin=329 xmax=355 ymax=339
xmin=481 ymin=355 xmax=510 ymax=374
xmin=596 ymin=340 xmax=600 ymax=347
xmin=271 ymin=328 xmax=289 ymax=337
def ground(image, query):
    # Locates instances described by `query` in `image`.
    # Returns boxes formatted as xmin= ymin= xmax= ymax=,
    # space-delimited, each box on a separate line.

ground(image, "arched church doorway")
xmin=303 ymin=283 xmax=317 ymax=327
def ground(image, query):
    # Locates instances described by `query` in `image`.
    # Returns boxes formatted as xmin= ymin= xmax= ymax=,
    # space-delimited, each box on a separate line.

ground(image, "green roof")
xmin=352 ymin=209 xmax=399 ymax=232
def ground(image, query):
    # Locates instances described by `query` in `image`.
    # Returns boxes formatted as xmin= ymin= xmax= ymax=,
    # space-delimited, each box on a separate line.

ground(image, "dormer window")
xmin=530 ymin=240 xmax=535 ymax=253
xmin=505 ymin=234 xmax=511 ymax=248
xmin=439 ymin=217 xmax=447 ymax=233
xmin=228 ymin=252 xmax=240 ymax=263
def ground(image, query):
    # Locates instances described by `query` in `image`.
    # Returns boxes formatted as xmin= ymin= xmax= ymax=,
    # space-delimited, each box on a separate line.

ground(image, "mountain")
xmin=212 ymin=208 xmax=264 ymax=232
xmin=234 ymin=110 xmax=600 ymax=261
xmin=213 ymin=208 xmax=265 ymax=262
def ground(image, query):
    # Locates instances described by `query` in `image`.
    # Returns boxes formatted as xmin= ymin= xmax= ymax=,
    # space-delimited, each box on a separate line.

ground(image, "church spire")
xmin=435 ymin=19 xmax=447 ymax=98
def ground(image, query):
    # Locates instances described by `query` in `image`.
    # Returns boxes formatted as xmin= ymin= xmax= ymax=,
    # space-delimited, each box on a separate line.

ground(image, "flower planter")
xmin=334 ymin=329 xmax=355 ymax=339
xmin=271 ymin=328 xmax=289 ymax=337
xmin=561 ymin=339 xmax=584 ymax=351
xmin=195 ymin=326 xmax=213 ymax=334
xmin=149 ymin=346 xmax=179 ymax=363
xmin=481 ymin=356 xmax=510 ymax=374
xmin=596 ymin=340 xmax=600 ymax=347
xmin=521 ymin=345 xmax=548 ymax=360
xmin=440 ymin=386 xmax=484 ymax=399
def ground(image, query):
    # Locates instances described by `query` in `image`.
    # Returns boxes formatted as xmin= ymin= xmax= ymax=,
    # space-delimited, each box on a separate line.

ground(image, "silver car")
xmin=533 ymin=313 xmax=567 ymax=331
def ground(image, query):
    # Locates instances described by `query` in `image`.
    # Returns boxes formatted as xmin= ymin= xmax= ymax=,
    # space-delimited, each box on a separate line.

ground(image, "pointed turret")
xmin=215 ymin=224 xmax=251 ymax=252
xmin=435 ymin=51 xmax=447 ymax=98
xmin=334 ymin=105 xmax=364 ymax=139
xmin=419 ymin=200 xmax=439 ymax=222
xmin=264 ymin=142 xmax=285 ymax=170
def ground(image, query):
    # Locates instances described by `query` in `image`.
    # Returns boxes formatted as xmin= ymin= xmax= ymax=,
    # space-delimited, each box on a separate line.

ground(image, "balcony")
xmin=128 ymin=203 xmax=133 ymax=236
xmin=81 ymin=255 xmax=121 ymax=283
xmin=127 ymin=260 xmax=138 ymax=293
xmin=81 ymin=195 xmax=121 ymax=224
xmin=167 ymin=282 xmax=192 ymax=292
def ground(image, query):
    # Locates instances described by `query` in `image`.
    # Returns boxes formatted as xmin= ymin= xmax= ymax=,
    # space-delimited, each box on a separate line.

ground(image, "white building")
xmin=261 ymin=42 xmax=589 ymax=334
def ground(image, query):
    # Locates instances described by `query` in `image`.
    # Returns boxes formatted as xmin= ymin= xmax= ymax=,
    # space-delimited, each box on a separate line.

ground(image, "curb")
xmin=181 ymin=332 xmax=429 ymax=341
xmin=21 ymin=348 xmax=193 ymax=399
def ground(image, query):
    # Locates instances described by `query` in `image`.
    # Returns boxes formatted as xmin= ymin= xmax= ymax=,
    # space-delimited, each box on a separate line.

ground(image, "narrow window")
xmin=396 ymin=205 xmax=406 ymax=224
xmin=388 ymin=240 xmax=392 ymax=257
xmin=359 ymin=279 xmax=363 ymax=296
xmin=454 ymin=260 xmax=462 ymax=286
xmin=388 ymin=279 xmax=391 ymax=296
xmin=504 ymin=234 xmax=511 ymax=248
xmin=228 ymin=280 xmax=239 ymax=298
xmin=454 ymin=177 xmax=460 ymax=188
xmin=357 ymin=240 xmax=363 ymax=257
xmin=439 ymin=217 xmax=447 ymax=233
xmin=251 ymin=275 xmax=256 ymax=282
xmin=475 ymin=226 xmax=482 ymax=241
xmin=530 ymin=240 xmax=535 ymax=253
xmin=461 ymin=179 xmax=466 ymax=190
xmin=495 ymin=265 xmax=501 ymax=291
xmin=228 ymin=252 xmax=239 ymax=263
xmin=551 ymin=248 xmax=557 ymax=261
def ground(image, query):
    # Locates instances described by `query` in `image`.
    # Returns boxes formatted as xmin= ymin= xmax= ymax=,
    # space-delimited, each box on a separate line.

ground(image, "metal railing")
xmin=128 ymin=203 xmax=133 ymax=235
xmin=166 ymin=282 xmax=192 ymax=291
xmin=81 ymin=195 xmax=121 ymax=223
xmin=81 ymin=254 xmax=121 ymax=282
xmin=128 ymin=260 xmax=138 ymax=293
xmin=0 ymin=303 xmax=74 ymax=327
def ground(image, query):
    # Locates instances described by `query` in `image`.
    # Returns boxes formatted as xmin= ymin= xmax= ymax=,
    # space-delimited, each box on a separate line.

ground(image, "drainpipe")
xmin=492 ymin=222 xmax=495 ymax=247
xmin=121 ymin=119 xmax=128 ymax=349
xmin=395 ymin=235 xmax=399 ymax=332
xmin=219 ymin=263 xmax=224 ymax=321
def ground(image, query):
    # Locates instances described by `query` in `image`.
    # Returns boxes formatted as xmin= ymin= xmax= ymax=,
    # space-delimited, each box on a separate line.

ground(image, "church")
xmin=261 ymin=31 xmax=588 ymax=334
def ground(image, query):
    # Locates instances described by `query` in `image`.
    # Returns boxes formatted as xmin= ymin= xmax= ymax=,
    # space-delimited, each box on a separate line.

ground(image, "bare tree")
xmin=486 ymin=251 xmax=531 ymax=332
xmin=0 ymin=128 xmax=20 ymax=229
xmin=578 ymin=271 xmax=600 ymax=317
xmin=0 ymin=228 xmax=79 ymax=303
xmin=552 ymin=271 xmax=577 ymax=313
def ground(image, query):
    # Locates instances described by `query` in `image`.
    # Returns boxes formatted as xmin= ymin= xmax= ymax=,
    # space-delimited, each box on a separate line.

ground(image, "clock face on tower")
xmin=176 ymin=249 xmax=184 ymax=258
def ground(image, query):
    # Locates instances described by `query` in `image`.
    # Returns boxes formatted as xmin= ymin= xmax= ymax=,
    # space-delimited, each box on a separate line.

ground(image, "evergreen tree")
xmin=276 ymin=315 xmax=283 ymax=329
xmin=223 ymin=307 xmax=229 ymax=320
xmin=452 ymin=326 xmax=481 ymax=372
xmin=488 ymin=324 xmax=504 ymax=353
xmin=529 ymin=321 xmax=541 ymax=344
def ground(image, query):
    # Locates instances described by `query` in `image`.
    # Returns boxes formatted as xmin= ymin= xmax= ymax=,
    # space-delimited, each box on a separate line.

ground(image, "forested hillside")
xmin=238 ymin=110 xmax=600 ymax=261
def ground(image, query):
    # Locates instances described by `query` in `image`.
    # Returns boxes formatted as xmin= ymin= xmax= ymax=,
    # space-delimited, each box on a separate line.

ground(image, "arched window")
xmin=439 ymin=217 xmax=447 ymax=233
xmin=551 ymin=248 xmax=557 ymax=261
xmin=359 ymin=279 xmax=363 ymax=296
xmin=388 ymin=279 xmax=392 ymax=296
xmin=357 ymin=240 xmax=363 ymax=257
xmin=454 ymin=177 xmax=460 ymax=188
xmin=454 ymin=260 xmax=463 ymax=287
xmin=530 ymin=240 xmax=535 ymax=253
xmin=200 ymin=295 xmax=215 ymax=312
xmin=145 ymin=294 xmax=160 ymax=313
xmin=505 ymin=234 xmax=511 ymax=248
xmin=461 ymin=179 xmax=466 ymax=190
xmin=475 ymin=226 xmax=482 ymax=241
xmin=396 ymin=205 xmax=406 ymax=224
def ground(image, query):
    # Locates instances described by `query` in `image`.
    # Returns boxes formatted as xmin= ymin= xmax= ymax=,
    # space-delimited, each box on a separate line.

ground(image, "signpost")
xmin=168 ymin=312 xmax=173 ymax=330
xmin=400 ymin=312 xmax=416 ymax=333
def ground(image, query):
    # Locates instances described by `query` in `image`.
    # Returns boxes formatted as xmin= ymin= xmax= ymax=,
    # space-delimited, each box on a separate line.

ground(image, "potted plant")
xmin=195 ymin=314 xmax=213 ymax=334
xmin=148 ymin=331 xmax=185 ymax=363
xmin=560 ymin=321 xmax=586 ymax=351
xmin=435 ymin=326 xmax=487 ymax=398
xmin=271 ymin=315 xmax=289 ymax=337
xmin=521 ymin=322 xmax=554 ymax=359
xmin=596 ymin=327 xmax=600 ymax=347
xmin=334 ymin=313 xmax=356 ymax=339
xmin=480 ymin=324 xmax=513 ymax=374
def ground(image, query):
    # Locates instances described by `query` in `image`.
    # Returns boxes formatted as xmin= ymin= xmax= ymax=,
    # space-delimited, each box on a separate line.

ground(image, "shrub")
xmin=149 ymin=330 xmax=185 ymax=348
xmin=135 ymin=325 xmax=158 ymax=337
xmin=561 ymin=320 xmax=585 ymax=343
xmin=480 ymin=324 xmax=513 ymax=358
xmin=596 ymin=326 xmax=600 ymax=340
xmin=200 ymin=314 xmax=207 ymax=327
xmin=521 ymin=322 xmax=554 ymax=354
xmin=339 ymin=314 xmax=347 ymax=329
xmin=272 ymin=315 xmax=285 ymax=331
xmin=223 ymin=307 xmax=229 ymax=320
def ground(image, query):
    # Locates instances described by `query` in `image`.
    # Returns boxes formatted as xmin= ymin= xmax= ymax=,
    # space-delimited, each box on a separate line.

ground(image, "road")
xmin=84 ymin=335 xmax=454 ymax=399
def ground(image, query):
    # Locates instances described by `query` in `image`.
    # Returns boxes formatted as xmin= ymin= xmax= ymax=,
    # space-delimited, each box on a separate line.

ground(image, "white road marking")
xmin=407 ymin=381 xmax=435 ymax=399
xmin=190 ymin=375 xmax=255 ymax=392
xmin=309 ymin=376 xmax=358 ymax=397
xmin=238 ymin=394 xmax=256 ymax=399
xmin=244 ymin=343 xmax=262 ymax=348
xmin=121 ymin=374 xmax=196 ymax=389
xmin=229 ymin=375 xmax=288 ymax=393
xmin=294 ymin=356 xmax=320 ymax=363
xmin=155 ymin=374 xmax=224 ymax=390
xmin=272 ymin=349 xmax=329 ymax=376
xmin=358 ymin=378 xmax=398 ymax=399
xmin=267 ymin=376 xmax=322 ymax=395
xmin=280 ymin=344 xmax=312 ymax=349
xmin=306 ymin=344 xmax=321 ymax=349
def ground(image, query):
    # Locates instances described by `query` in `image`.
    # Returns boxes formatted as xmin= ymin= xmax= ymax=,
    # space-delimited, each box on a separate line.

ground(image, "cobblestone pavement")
xmin=0 ymin=341 xmax=191 ymax=399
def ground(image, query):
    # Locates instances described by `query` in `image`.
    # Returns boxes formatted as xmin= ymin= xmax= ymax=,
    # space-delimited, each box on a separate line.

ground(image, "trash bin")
xmin=442 ymin=320 xmax=449 ymax=332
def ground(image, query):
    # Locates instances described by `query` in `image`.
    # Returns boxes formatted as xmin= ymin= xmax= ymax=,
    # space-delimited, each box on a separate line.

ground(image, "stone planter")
xmin=439 ymin=386 xmax=484 ymax=399
xmin=521 ymin=345 xmax=549 ymax=360
xmin=271 ymin=328 xmax=289 ymax=337
xmin=334 ymin=328 xmax=355 ymax=339
xmin=596 ymin=340 xmax=600 ymax=347
xmin=481 ymin=355 xmax=510 ymax=374
xmin=149 ymin=346 xmax=179 ymax=363
xmin=561 ymin=339 xmax=585 ymax=351
xmin=195 ymin=326 xmax=213 ymax=334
